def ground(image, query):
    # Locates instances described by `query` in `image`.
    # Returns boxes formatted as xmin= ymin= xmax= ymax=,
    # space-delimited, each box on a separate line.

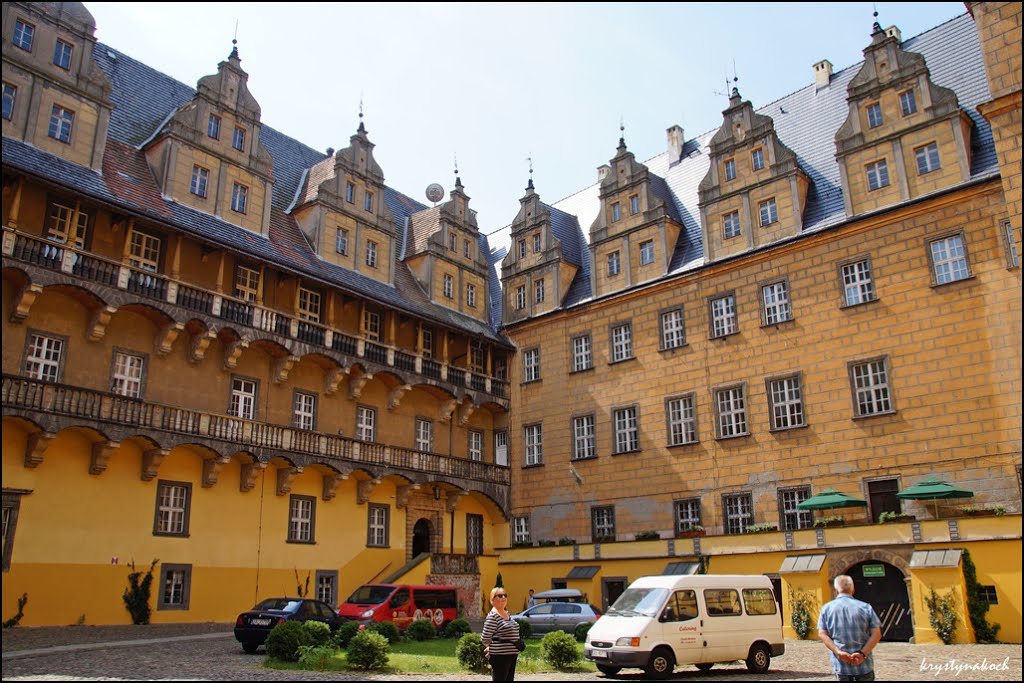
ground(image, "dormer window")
xmin=758 ymin=198 xmax=778 ymax=226
xmin=365 ymin=240 xmax=378 ymax=268
xmin=629 ymin=194 xmax=640 ymax=215
xmin=724 ymin=211 xmax=741 ymax=239
xmin=515 ymin=285 xmax=526 ymax=310
xmin=190 ymin=165 xmax=209 ymax=198
xmin=13 ymin=20 xmax=34 ymax=51
xmin=363 ymin=191 xmax=373 ymax=212
xmin=724 ymin=158 xmax=737 ymax=181
xmin=48 ymin=105 xmax=74 ymax=143
xmin=335 ymin=228 xmax=349 ymax=255
xmin=467 ymin=283 xmax=477 ymax=307
xmin=866 ymin=159 xmax=890 ymax=191
xmin=53 ymin=39 xmax=73 ymax=70
xmin=639 ymin=240 xmax=655 ymax=266
xmin=518 ymin=239 xmax=527 ymax=259
xmin=611 ymin=202 xmax=622 ymax=222
xmin=899 ymin=90 xmax=917 ymax=116
xmin=443 ymin=274 xmax=454 ymax=299
xmin=448 ymin=232 xmax=457 ymax=250
xmin=532 ymin=233 xmax=541 ymax=253
xmin=232 ymin=127 xmax=245 ymax=152
xmin=534 ymin=279 xmax=545 ymax=304
xmin=2 ymin=84 xmax=15 ymax=121
xmin=751 ymin=148 xmax=765 ymax=171
xmin=345 ymin=182 xmax=355 ymax=203
xmin=464 ymin=239 xmax=471 ymax=258
xmin=608 ymin=251 xmax=621 ymax=276
xmin=231 ymin=183 xmax=248 ymax=213
xmin=914 ymin=143 xmax=940 ymax=175
xmin=866 ymin=102 xmax=883 ymax=128
xmin=207 ymin=114 xmax=221 ymax=140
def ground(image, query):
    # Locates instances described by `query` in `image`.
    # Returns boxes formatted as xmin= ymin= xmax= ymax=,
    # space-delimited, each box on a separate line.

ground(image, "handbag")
xmin=515 ymin=638 xmax=526 ymax=652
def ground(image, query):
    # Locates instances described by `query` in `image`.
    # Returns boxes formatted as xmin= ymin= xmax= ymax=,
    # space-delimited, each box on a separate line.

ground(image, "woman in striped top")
xmin=481 ymin=585 xmax=521 ymax=681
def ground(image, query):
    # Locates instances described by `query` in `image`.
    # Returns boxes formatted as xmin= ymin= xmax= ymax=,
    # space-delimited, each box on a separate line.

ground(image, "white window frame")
xmin=518 ymin=239 xmax=527 ymax=259
xmin=229 ymin=377 xmax=257 ymax=420
xmin=288 ymin=495 xmax=314 ymax=543
xmin=751 ymin=148 xmax=765 ymax=171
xmin=710 ymin=294 xmax=737 ymax=338
xmin=724 ymin=158 xmax=736 ymax=181
xmin=48 ymin=105 xmax=73 ymax=143
xmin=368 ymin=504 xmax=389 ymax=547
xmin=639 ymin=240 xmax=655 ymax=266
xmin=230 ymin=183 xmax=248 ymax=213
xmin=607 ymin=251 xmax=621 ymax=276
xmin=158 ymin=564 xmax=191 ymax=610
xmin=469 ymin=430 xmax=484 ymax=461
xmin=111 ymin=351 xmax=145 ymax=398
xmin=915 ymin=143 xmax=941 ymax=175
xmin=1002 ymin=219 xmax=1019 ymax=268
xmin=494 ymin=430 xmax=508 ymax=466
xmin=534 ymin=278 xmax=545 ymax=304
xmin=190 ymin=165 xmax=209 ymax=198
xmin=363 ymin=190 xmax=374 ymax=212
xmin=723 ymin=492 xmax=753 ymax=534
xmin=866 ymin=102 xmax=883 ymax=128
xmin=24 ymin=333 xmax=64 ymax=383
xmin=840 ymin=258 xmax=876 ymax=306
xmin=767 ymin=375 xmax=805 ymax=430
xmin=155 ymin=481 xmax=189 ymax=535
xmin=899 ymin=89 xmax=917 ymax=116
xmin=611 ymin=202 xmax=621 ymax=222
xmin=523 ymin=347 xmax=540 ymax=382
xmin=866 ymin=159 xmax=890 ymax=191
xmin=292 ymin=391 xmax=317 ymax=431
xmin=533 ymin=233 xmax=541 ymax=253
xmin=592 ymin=506 xmax=615 ymax=541
xmin=335 ymin=228 xmax=348 ymax=255
xmin=571 ymin=334 xmax=593 ymax=372
xmin=467 ymin=283 xmax=476 ymax=307
xmin=758 ymin=198 xmax=778 ymax=226
xmin=666 ymin=394 xmax=697 ymax=446
xmin=661 ymin=308 xmax=685 ymax=350
xmin=723 ymin=210 xmax=741 ymax=239
xmin=761 ymin=280 xmax=792 ymax=325
xmin=207 ymin=113 xmax=221 ymax=139
xmin=610 ymin=322 xmax=633 ymax=362
xmin=356 ymin=405 xmax=376 ymax=442
xmin=53 ymin=39 xmax=73 ymax=70
xmin=415 ymin=418 xmax=434 ymax=452
xmin=12 ymin=19 xmax=34 ymax=51
xmin=232 ymin=126 xmax=245 ymax=152
xmin=715 ymin=385 xmax=747 ymax=438
xmin=515 ymin=285 xmax=526 ymax=310
xmin=929 ymin=234 xmax=970 ymax=285
xmin=345 ymin=182 xmax=355 ymax=203
xmin=298 ymin=287 xmax=321 ymax=323
xmin=235 ymin=265 xmax=260 ymax=303
xmin=365 ymin=240 xmax=378 ymax=268
xmin=630 ymin=194 xmax=640 ymax=215
xmin=850 ymin=357 xmax=893 ymax=417
xmin=443 ymin=274 xmax=453 ymax=299
xmin=613 ymin=406 xmax=639 ymax=454
xmin=524 ymin=423 xmax=543 ymax=466
xmin=573 ymin=414 xmax=596 ymax=460
xmin=512 ymin=516 xmax=531 ymax=545
xmin=674 ymin=498 xmax=701 ymax=534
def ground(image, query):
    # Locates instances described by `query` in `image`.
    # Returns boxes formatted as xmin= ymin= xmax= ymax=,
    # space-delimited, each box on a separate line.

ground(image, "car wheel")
xmin=695 ymin=662 xmax=714 ymax=671
xmin=596 ymin=663 xmax=622 ymax=676
xmin=241 ymin=641 xmax=259 ymax=654
xmin=746 ymin=643 xmax=771 ymax=674
xmin=645 ymin=647 xmax=675 ymax=680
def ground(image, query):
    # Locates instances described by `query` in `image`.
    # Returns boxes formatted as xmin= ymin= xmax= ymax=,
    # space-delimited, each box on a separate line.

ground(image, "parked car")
xmin=512 ymin=601 xmax=602 ymax=635
xmin=234 ymin=597 xmax=343 ymax=653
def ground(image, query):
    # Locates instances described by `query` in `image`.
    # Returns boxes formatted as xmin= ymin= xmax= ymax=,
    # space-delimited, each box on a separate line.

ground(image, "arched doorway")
xmin=847 ymin=560 xmax=913 ymax=642
xmin=412 ymin=518 xmax=432 ymax=557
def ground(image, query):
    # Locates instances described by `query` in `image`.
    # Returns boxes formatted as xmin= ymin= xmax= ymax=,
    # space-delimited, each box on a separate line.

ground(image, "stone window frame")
xmin=2 ymin=489 xmax=30 ymax=572
xmin=443 ymin=273 xmax=454 ymax=299
xmin=612 ymin=404 xmax=640 ymax=455
xmin=152 ymin=480 xmax=192 ymax=538
xmin=639 ymin=239 xmax=655 ymax=266
xmin=673 ymin=497 xmax=702 ymax=535
xmin=367 ymin=503 xmax=390 ymax=547
xmin=722 ymin=491 xmax=753 ymax=535
xmin=765 ymin=371 xmax=806 ymax=431
xmin=848 ymin=355 xmax=896 ymax=419
xmin=523 ymin=423 xmax=543 ymax=467
xmin=659 ymin=305 xmax=686 ymax=351
xmin=591 ymin=505 xmax=616 ymax=542
xmin=914 ymin=142 xmax=941 ymax=175
xmin=515 ymin=284 xmax=526 ymax=310
xmin=48 ymin=104 xmax=74 ymax=144
xmin=865 ymin=101 xmax=883 ymax=128
xmin=758 ymin=197 xmax=778 ymax=226
xmin=207 ymin=113 xmax=221 ymax=140
xmin=723 ymin=210 xmax=741 ymax=240
xmin=570 ymin=332 xmax=593 ymax=373
xmin=608 ymin=320 xmax=634 ymax=364
xmin=534 ymin=277 xmax=545 ymax=304
xmin=571 ymin=412 xmax=597 ymax=461
xmin=778 ymin=485 xmax=813 ymax=531
xmin=837 ymin=255 xmax=878 ymax=308
xmin=629 ymin=194 xmax=640 ymax=215
xmin=287 ymin=494 xmax=317 ymax=544
xmin=365 ymin=240 xmax=378 ymax=268
xmin=109 ymin=346 xmax=149 ymax=399
xmin=345 ymin=182 xmax=355 ymax=203
xmin=751 ymin=147 xmax=765 ymax=171
xmin=522 ymin=346 xmax=540 ymax=383
xmin=335 ymin=227 xmax=349 ymax=255
xmin=21 ymin=329 xmax=69 ymax=383
xmin=189 ymin=164 xmax=210 ymax=198
xmin=518 ymin=239 xmax=527 ymax=259
xmin=899 ymin=89 xmax=918 ymax=116
xmin=708 ymin=292 xmax=738 ymax=339
xmin=926 ymin=231 xmax=972 ymax=286
xmin=665 ymin=392 xmax=698 ymax=447
xmin=53 ymin=38 xmax=73 ymax=70
xmin=230 ymin=182 xmax=248 ymax=214
xmin=712 ymin=381 xmax=748 ymax=439
xmin=760 ymin=277 xmax=793 ymax=327
xmin=467 ymin=283 xmax=477 ymax=308
xmin=611 ymin=201 xmax=622 ymax=222
xmin=12 ymin=18 xmax=35 ymax=52
xmin=232 ymin=126 xmax=246 ymax=152
xmin=533 ymin=232 xmax=542 ymax=253
xmin=363 ymin=190 xmax=374 ymax=212
xmin=724 ymin=158 xmax=737 ymax=181
xmin=607 ymin=250 xmax=621 ymax=276
xmin=2 ymin=82 xmax=16 ymax=121
xmin=865 ymin=158 xmax=890 ymax=191
xmin=157 ymin=563 xmax=192 ymax=611
xmin=292 ymin=390 xmax=318 ymax=431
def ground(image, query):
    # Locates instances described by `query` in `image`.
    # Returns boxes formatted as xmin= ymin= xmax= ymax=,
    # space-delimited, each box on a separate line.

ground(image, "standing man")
xmin=526 ymin=589 xmax=536 ymax=610
xmin=817 ymin=575 xmax=883 ymax=681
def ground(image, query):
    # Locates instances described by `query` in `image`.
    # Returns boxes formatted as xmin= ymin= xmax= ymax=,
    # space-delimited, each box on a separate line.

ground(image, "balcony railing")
xmin=2 ymin=374 xmax=510 ymax=486
xmin=3 ymin=228 xmax=509 ymax=403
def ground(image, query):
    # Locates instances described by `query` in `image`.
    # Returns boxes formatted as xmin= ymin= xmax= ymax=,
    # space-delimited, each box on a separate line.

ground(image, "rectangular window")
xmin=415 ymin=418 xmax=434 ymax=452
xmin=611 ymin=202 xmax=621 ymax=222
xmin=363 ymin=310 xmax=380 ymax=341
xmin=630 ymin=194 xmax=640 ymax=214
xmin=751 ymin=148 xmax=765 ymax=171
xmin=234 ymin=265 xmax=260 ymax=303
xmin=761 ymin=280 xmax=792 ymax=325
xmin=365 ymin=240 xmax=378 ymax=268
xmin=978 ymin=586 xmax=998 ymax=605
xmin=613 ymin=406 xmax=639 ymax=454
xmin=494 ymin=430 xmax=508 ymax=466
xmin=345 ymin=182 xmax=355 ymax=203
xmin=899 ymin=90 xmax=917 ymax=116
xmin=2 ymin=491 xmax=26 ymax=572
xmin=297 ymin=287 xmax=321 ymax=323
xmin=24 ymin=333 xmax=64 ymax=382
xmin=288 ymin=495 xmax=315 ymax=543
xmin=111 ymin=351 xmax=145 ymax=398
xmin=466 ymin=514 xmax=484 ymax=555
xmin=866 ymin=159 xmax=890 ymax=190
xmin=128 ymin=229 xmax=161 ymax=273
xmin=48 ymin=105 xmax=74 ymax=143
xmin=639 ymin=240 xmax=655 ymax=265
xmin=524 ymin=423 xmax=543 ymax=466
xmin=850 ymin=357 xmax=893 ymax=417
xmin=866 ymin=102 xmax=883 ymax=128
xmin=674 ymin=498 xmax=702 ymax=534
xmin=607 ymin=251 xmax=621 ymax=276
xmin=779 ymin=486 xmax=813 ymax=531
xmin=158 ymin=564 xmax=191 ymax=610
xmin=515 ymin=285 xmax=526 ymax=310
xmin=470 ymin=344 xmax=486 ymax=373
xmin=610 ymin=322 xmax=633 ymax=362
xmin=929 ymin=234 xmax=970 ymax=284
xmin=232 ymin=126 xmax=245 ymax=152
xmin=1003 ymin=220 xmax=1020 ymax=268
xmin=356 ymin=405 xmax=376 ymax=442
xmin=316 ymin=571 xmax=338 ymax=607
xmin=2 ymin=83 xmax=16 ymax=120
xmin=467 ymin=283 xmax=477 ymax=307
xmin=715 ymin=385 xmax=747 ymax=438
xmin=710 ymin=294 xmax=737 ymax=338
xmin=292 ymin=391 xmax=317 ymax=431
xmin=443 ymin=274 xmax=453 ymax=299
xmin=571 ymin=334 xmax=593 ymax=372
xmin=724 ymin=158 xmax=736 ymax=181
xmin=53 ymin=39 xmax=73 ymax=69
xmin=335 ymin=228 xmax=349 ymax=255
xmin=469 ymin=430 xmax=484 ymax=461
xmin=448 ymin=232 xmax=457 ymax=251
xmin=207 ymin=113 xmax=221 ymax=139
xmin=523 ymin=347 xmax=540 ymax=382
xmin=229 ymin=377 xmax=257 ymax=420
xmin=189 ymin=165 xmax=209 ymax=198
xmin=46 ymin=201 xmax=88 ymax=248
xmin=512 ymin=516 xmax=530 ymax=545
xmin=518 ymin=239 xmax=527 ymax=259
xmin=230 ymin=183 xmax=248 ymax=213
xmin=13 ymin=20 xmax=34 ymax=51
xmin=841 ymin=259 xmax=876 ymax=306
xmin=723 ymin=493 xmax=753 ymax=534
xmin=573 ymin=415 xmax=596 ymax=460
xmin=758 ymin=198 xmax=778 ymax=226
xmin=464 ymin=239 xmax=471 ymax=258
xmin=153 ymin=480 xmax=191 ymax=536
xmin=363 ymin=191 xmax=374 ymax=212
xmin=591 ymin=506 xmax=615 ymax=541
xmin=421 ymin=327 xmax=433 ymax=359
xmin=666 ymin=394 xmax=697 ymax=446
xmin=367 ymin=504 xmax=389 ymax=547
xmin=534 ymin=278 xmax=545 ymax=303
xmin=915 ymin=143 xmax=941 ymax=174
xmin=723 ymin=210 xmax=741 ymax=239
xmin=768 ymin=375 xmax=805 ymax=430
xmin=533 ymin=233 xmax=541 ymax=253
xmin=660 ymin=308 xmax=685 ymax=350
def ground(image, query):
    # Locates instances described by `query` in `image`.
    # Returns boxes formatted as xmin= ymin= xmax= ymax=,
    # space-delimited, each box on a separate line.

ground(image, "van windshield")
xmin=606 ymin=588 xmax=668 ymax=617
xmin=345 ymin=585 xmax=394 ymax=604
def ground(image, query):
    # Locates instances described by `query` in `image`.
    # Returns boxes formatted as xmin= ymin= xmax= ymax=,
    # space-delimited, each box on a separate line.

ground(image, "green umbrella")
xmin=797 ymin=488 xmax=868 ymax=511
xmin=896 ymin=478 xmax=974 ymax=519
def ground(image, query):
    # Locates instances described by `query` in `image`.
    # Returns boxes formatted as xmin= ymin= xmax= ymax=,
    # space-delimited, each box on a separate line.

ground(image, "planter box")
xmin=678 ymin=529 xmax=706 ymax=539
xmin=881 ymin=515 xmax=916 ymax=523
xmin=958 ymin=509 xmax=999 ymax=518
xmin=814 ymin=520 xmax=846 ymax=528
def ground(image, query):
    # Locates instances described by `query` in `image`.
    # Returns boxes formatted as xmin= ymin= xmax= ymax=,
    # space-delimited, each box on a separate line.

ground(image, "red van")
xmin=338 ymin=584 xmax=458 ymax=629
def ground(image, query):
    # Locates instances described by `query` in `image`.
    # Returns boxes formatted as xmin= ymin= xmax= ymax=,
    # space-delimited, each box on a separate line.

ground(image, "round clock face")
xmin=425 ymin=183 xmax=444 ymax=203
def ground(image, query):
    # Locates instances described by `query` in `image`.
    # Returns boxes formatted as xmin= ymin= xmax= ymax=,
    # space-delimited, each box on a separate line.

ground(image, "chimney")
xmin=597 ymin=164 xmax=611 ymax=182
xmin=884 ymin=25 xmax=902 ymax=43
xmin=666 ymin=125 xmax=685 ymax=162
xmin=813 ymin=59 xmax=833 ymax=90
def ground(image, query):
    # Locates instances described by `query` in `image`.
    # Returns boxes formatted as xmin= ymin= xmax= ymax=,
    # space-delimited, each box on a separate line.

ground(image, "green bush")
xmin=367 ymin=620 xmax=402 ymax=644
xmin=924 ymin=588 xmax=959 ymax=645
xmin=302 ymin=620 xmax=332 ymax=647
xmin=514 ymin=618 xmax=532 ymax=638
xmin=121 ymin=559 xmax=158 ymax=625
xmin=346 ymin=630 xmax=390 ymax=670
xmin=455 ymin=632 xmax=489 ymax=671
xmin=444 ymin=618 xmax=472 ymax=639
xmin=405 ymin=619 xmax=436 ymax=641
xmin=963 ymin=549 xmax=1001 ymax=643
xmin=265 ymin=620 xmax=312 ymax=661
xmin=331 ymin=621 xmax=361 ymax=648
xmin=541 ymin=630 xmax=580 ymax=669
xmin=296 ymin=644 xmax=338 ymax=670
xmin=789 ymin=591 xmax=817 ymax=639
xmin=573 ymin=621 xmax=592 ymax=642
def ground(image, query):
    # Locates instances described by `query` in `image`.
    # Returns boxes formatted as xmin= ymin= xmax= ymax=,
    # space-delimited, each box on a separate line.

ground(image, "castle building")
xmin=3 ymin=2 xmax=1021 ymax=644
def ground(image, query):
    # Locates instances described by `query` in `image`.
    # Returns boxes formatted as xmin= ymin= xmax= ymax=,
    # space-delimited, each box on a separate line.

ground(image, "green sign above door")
xmin=862 ymin=564 xmax=886 ymax=577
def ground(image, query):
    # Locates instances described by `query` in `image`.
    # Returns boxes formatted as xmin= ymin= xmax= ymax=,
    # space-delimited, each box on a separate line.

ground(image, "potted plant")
xmin=957 ymin=505 xmax=1005 ymax=518
xmin=634 ymin=530 xmax=661 ymax=541
xmin=536 ymin=539 xmax=556 ymax=547
xmin=814 ymin=515 xmax=846 ymax=528
xmin=744 ymin=522 xmax=779 ymax=534
xmin=557 ymin=536 xmax=576 ymax=546
xmin=678 ymin=524 xmax=706 ymax=539
xmin=878 ymin=511 xmax=917 ymax=524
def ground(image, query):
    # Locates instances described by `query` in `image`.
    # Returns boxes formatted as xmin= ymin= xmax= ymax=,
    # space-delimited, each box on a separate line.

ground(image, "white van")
xmin=584 ymin=574 xmax=784 ymax=679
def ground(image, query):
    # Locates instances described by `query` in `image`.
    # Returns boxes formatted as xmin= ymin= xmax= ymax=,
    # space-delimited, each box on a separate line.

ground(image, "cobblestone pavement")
xmin=2 ymin=623 xmax=1021 ymax=681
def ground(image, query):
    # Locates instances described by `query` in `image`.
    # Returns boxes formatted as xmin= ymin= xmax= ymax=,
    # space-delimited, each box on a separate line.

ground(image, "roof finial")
xmin=619 ymin=116 xmax=626 ymax=147
xmin=454 ymin=153 xmax=462 ymax=189
xmin=229 ymin=21 xmax=239 ymax=60
xmin=358 ymin=94 xmax=366 ymax=133
xmin=526 ymin=154 xmax=534 ymax=191
xmin=871 ymin=4 xmax=883 ymax=34
xmin=729 ymin=60 xmax=740 ymax=99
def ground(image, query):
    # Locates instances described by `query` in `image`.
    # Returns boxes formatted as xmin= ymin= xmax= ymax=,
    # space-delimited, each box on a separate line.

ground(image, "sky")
xmin=85 ymin=2 xmax=968 ymax=242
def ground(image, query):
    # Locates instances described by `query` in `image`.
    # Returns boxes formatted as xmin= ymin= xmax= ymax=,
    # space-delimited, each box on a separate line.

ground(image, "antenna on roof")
xmin=230 ymin=21 xmax=239 ymax=59
xmin=358 ymin=93 xmax=366 ymax=132
xmin=713 ymin=64 xmax=740 ymax=101
xmin=526 ymin=154 xmax=534 ymax=190
xmin=871 ymin=4 xmax=883 ymax=33
xmin=619 ymin=116 xmax=626 ymax=147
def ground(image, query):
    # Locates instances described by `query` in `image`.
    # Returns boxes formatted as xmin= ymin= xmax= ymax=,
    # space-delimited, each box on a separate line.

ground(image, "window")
xmin=850 ymin=357 xmax=893 ymax=417
xmin=421 ymin=327 xmax=433 ymax=359
xmin=723 ymin=493 xmax=753 ymax=534
xmin=316 ymin=571 xmax=338 ymax=607
xmin=1003 ymin=219 xmax=1020 ymax=268
xmin=610 ymin=322 xmax=633 ymax=362
xmin=515 ymin=285 xmax=526 ymax=310
xmin=228 ymin=377 xmax=257 ymax=420
xmin=298 ymin=287 xmax=321 ymax=322
xmin=866 ymin=159 xmax=890 ymax=191
xmin=158 ymin=564 xmax=191 ymax=610
xmin=779 ymin=486 xmax=813 ymax=530
xmin=607 ymin=251 xmax=621 ymax=276
xmin=111 ymin=351 xmax=145 ymax=398
xmin=345 ymin=182 xmax=355 ymax=203
xmin=448 ymin=232 xmax=457 ymax=251
xmin=929 ymin=234 xmax=970 ymax=285
xmin=674 ymin=498 xmax=702 ymax=535
xmin=751 ymin=148 xmax=765 ymax=171
xmin=613 ymin=406 xmax=639 ymax=453
xmin=867 ymin=478 xmax=901 ymax=522
xmin=466 ymin=514 xmax=484 ymax=555
xmin=469 ymin=430 xmax=484 ymax=461
xmin=467 ymin=283 xmax=477 ymax=307
xmin=512 ymin=516 xmax=531 ymax=545
xmin=365 ymin=240 xmax=378 ymax=268
xmin=978 ymin=586 xmax=998 ymax=605
xmin=367 ymin=504 xmax=389 ymax=546
xmin=288 ymin=495 xmax=315 ymax=543
xmin=335 ymin=228 xmax=349 ymax=255
xmin=2 ymin=83 xmax=15 ymax=120
xmin=611 ymin=202 xmax=621 ymax=222
xmin=524 ymin=424 xmax=543 ymax=465
xmin=232 ymin=126 xmax=245 ymax=151
xmin=2 ymin=491 xmax=26 ymax=572
xmin=630 ymin=194 xmax=640 ymax=215
xmin=639 ymin=240 xmax=655 ymax=266
xmin=518 ymin=239 xmax=527 ymax=259
xmin=767 ymin=375 xmax=805 ymax=430
xmin=743 ymin=588 xmax=778 ymax=615
xmin=723 ymin=211 xmax=741 ymax=239
xmin=12 ymin=19 xmax=34 ymax=51
xmin=292 ymin=391 xmax=317 ymax=430
xmin=866 ymin=102 xmax=883 ymax=128
xmin=494 ymin=430 xmax=508 ymax=466
xmin=415 ymin=418 xmax=434 ymax=452
xmin=234 ymin=265 xmax=260 ymax=303
xmin=469 ymin=344 xmax=485 ymax=373
xmin=573 ymin=415 xmax=596 ymax=460
xmin=591 ymin=506 xmax=615 ymax=541
xmin=230 ymin=183 xmax=248 ymax=213
xmin=534 ymin=278 xmax=545 ymax=304
xmin=48 ymin=105 xmax=74 ymax=143
xmin=660 ymin=308 xmax=685 ymax=350
xmin=153 ymin=480 xmax=191 ymax=536
xmin=841 ymin=258 xmax=876 ymax=306
xmin=128 ymin=228 xmax=161 ymax=273
xmin=571 ymin=334 xmax=593 ymax=372
xmin=363 ymin=190 xmax=373 ymax=212
xmin=523 ymin=347 xmax=540 ymax=383
xmin=464 ymin=239 xmax=471 ymax=258
xmin=900 ymin=89 xmax=917 ymax=116
xmin=23 ymin=332 xmax=64 ymax=382
xmin=46 ymin=200 xmax=88 ymax=248
xmin=533 ymin=233 xmax=542 ymax=253
xmin=356 ymin=405 xmax=376 ymax=442
xmin=915 ymin=143 xmax=941 ymax=175
xmin=207 ymin=113 xmax=221 ymax=139
xmin=761 ymin=280 xmax=792 ymax=325
xmin=758 ymin=198 xmax=778 ymax=226
xmin=724 ymin=158 xmax=736 ymax=181
xmin=666 ymin=394 xmax=697 ymax=446
xmin=443 ymin=274 xmax=453 ymax=299
xmin=53 ymin=39 xmax=73 ymax=69
xmin=189 ymin=165 xmax=209 ymax=198
xmin=715 ymin=385 xmax=747 ymax=438
xmin=710 ymin=294 xmax=737 ymax=338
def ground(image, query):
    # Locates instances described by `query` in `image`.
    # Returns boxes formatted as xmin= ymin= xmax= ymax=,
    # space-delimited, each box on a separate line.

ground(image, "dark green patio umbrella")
xmin=896 ymin=478 xmax=974 ymax=519
xmin=797 ymin=489 xmax=868 ymax=511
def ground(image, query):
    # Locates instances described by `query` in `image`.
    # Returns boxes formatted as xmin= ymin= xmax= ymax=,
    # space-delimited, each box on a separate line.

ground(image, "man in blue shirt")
xmin=817 ymin=575 xmax=883 ymax=681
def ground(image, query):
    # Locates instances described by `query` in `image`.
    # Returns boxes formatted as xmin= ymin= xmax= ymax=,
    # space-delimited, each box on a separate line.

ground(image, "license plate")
xmin=591 ymin=650 xmax=607 ymax=658
xmin=250 ymin=618 xmax=272 ymax=626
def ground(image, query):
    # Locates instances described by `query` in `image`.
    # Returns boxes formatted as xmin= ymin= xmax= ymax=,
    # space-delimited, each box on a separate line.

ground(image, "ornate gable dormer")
xmin=404 ymin=175 xmax=489 ymax=322
xmin=835 ymin=23 xmax=973 ymax=217
xmin=588 ymin=136 xmax=682 ymax=298
xmin=697 ymin=87 xmax=810 ymax=262
xmin=142 ymin=43 xmax=274 ymax=236
xmin=500 ymin=179 xmax=579 ymax=323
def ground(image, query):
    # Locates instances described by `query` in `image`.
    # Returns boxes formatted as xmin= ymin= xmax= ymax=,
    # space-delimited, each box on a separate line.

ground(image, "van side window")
xmin=703 ymin=588 xmax=742 ymax=616
xmin=663 ymin=589 xmax=698 ymax=621
xmin=390 ymin=588 xmax=410 ymax=608
xmin=742 ymin=588 xmax=778 ymax=615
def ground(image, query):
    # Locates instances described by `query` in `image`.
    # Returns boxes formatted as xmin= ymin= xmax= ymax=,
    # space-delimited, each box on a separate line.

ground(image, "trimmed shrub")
xmin=302 ymin=620 xmax=332 ymax=647
xmin=514 ymin=618 xmax=532 ymax=638
xmin=455 ymin=632 xmax=489 ymax=672
xmin=573 ymin=621 xmax=592 ymax=642
xmin=541 ymin=630 xmax=581 ymax=669
xmin=444 ymin=618 xmax=472 ymax=639
xmin=405 ymin=619 xmax=436 ymax=641
xmin=346 ymin=630 xmax=390 ymax=670
xmin=332 ymin=621 xmax=361 ymax=648
xmin=367 ymin=620 xmax=402 ymax=644
xmin=297 ymin=644 xmax=338 ymax=670
xmin=265 ymin=620 xmax=311 ymax=662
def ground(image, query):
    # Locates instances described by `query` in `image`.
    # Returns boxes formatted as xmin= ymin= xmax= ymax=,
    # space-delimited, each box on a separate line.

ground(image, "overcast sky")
xmin=85 ymin=2 xmax=968 ymax=240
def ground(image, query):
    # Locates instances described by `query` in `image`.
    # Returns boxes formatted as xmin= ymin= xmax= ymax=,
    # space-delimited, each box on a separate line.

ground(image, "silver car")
xmin=512 ymin=601 xmax=603 ymax=635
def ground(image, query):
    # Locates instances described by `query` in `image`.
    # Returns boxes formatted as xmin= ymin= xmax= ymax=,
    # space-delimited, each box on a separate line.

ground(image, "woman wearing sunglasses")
xmin=481 ymin=586 xmax=522 ymax=681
